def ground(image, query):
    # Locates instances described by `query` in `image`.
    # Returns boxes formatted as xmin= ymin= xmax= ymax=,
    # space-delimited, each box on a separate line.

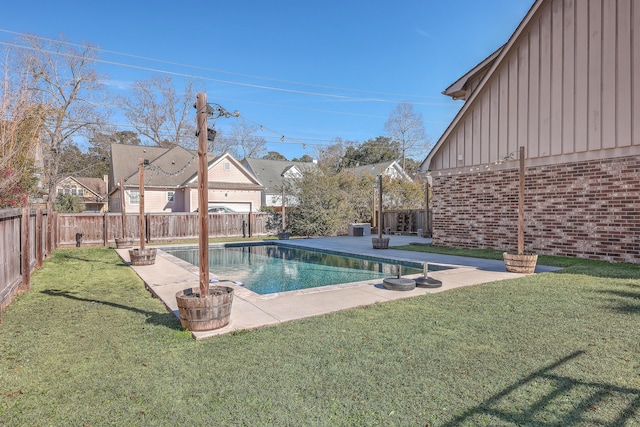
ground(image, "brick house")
xmin=420 ymin=0 xmax=640 ymax=263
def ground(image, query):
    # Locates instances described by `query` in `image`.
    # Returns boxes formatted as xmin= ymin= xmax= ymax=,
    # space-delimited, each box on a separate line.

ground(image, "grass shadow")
xmin=55 ymin=251 xmax=131 ymax=267
xmin=549 ymin=262 xmax=640 ymax=279
xmin=597 ymin=284 xmax=640 ymax=315
xmin=41 ymin=289 xmax=182 ymax=330
xmin=442 ymin=350 xmax=640 ymax=426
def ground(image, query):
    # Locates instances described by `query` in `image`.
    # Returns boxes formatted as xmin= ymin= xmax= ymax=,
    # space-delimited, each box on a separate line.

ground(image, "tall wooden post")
xmin=518 ymin=146 xmax=525 ymax=255
xmin=372 ymin=184 xmax=377 ymax=229
xmin=424 ymin=179 xmax=430 ymax=237
xmin=281 ymin=183 xmax=286 ymax=231
xmin=248 ymin=202 xmax=253 ymax=238
xmin=138 ymin=159 xmax=145 ymax=251
xmin=196 ymin=92 xmax=210 ymax=296
xmin=120 ymin=176 xmax=128 ymax=238
xmin=377 ymin=174 xmax=383 ymax=239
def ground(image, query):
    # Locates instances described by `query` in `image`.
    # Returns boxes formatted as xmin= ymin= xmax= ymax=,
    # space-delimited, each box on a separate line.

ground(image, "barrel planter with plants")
xmin=175 ymin=286 xmax=234 ymax=331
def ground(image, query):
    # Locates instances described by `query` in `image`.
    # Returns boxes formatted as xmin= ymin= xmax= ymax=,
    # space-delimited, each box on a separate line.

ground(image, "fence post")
xmin=21 ymin=208 xmax=30 ymax=292
xmin=53 ymin=212 xmax=59 ymax=250
xmin=103 ymin=212 xmax=108 ymax=247
xmin=36 ymin=209 xmax=43 ymax=268
xmin=46 ymin=209 xmax=53 ymax=254
xmin=145 ymin=213 xmax=151 ymax=244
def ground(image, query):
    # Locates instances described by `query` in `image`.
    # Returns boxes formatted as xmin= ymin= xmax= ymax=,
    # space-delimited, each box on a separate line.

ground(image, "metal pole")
xmin=196 ymin=93 xmax=210 ymax=296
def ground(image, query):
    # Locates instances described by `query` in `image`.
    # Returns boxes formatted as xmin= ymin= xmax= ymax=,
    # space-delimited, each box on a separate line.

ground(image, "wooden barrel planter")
xmin=175 ymin=286 xmax=234 ymax=331
xmin=129 ymin=248 xmax=157 ymax=266
xmin=278 ymin=231 xmax=291 ymax=240
xmin=115 ymin=237 xmax=133 ymax=249
xmin=371 ymin=237 xmax=390 ymax=249
xmin=503 ymin=253 xmax=538 ymax=274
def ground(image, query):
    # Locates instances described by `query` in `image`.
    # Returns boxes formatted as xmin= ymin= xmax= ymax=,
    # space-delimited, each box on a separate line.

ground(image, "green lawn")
xmin=1 ymin=247 xmax=639 ymax=426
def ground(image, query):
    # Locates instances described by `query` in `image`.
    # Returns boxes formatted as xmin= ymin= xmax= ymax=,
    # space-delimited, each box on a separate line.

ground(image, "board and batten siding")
xmin=428 ymin=0 xmax=640 ymax=171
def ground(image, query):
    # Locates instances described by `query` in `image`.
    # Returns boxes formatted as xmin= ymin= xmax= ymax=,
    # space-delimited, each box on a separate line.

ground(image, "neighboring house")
xmin=241 ymin=158 xmax=315 ymax=208
xmin=109 ymin=144 xmax=263 ymax=213
xmin=420 ymin=0 xmax=640 ymax=263
xmin=55 ymin=176 xmax=108 ymax=213
xmin=348 ymin=160 xmax=412 ymax=181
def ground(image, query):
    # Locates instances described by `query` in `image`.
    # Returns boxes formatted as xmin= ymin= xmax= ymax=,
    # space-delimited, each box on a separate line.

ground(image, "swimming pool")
xmin=162 ymin=243 xmax=434 ymax=295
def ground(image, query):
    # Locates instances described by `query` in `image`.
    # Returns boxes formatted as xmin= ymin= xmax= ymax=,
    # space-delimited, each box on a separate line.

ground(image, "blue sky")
xmin=1 ymin=0 xmax=534 ymax=160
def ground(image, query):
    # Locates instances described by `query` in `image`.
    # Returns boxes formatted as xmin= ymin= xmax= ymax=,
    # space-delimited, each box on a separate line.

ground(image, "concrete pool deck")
xmin=115 ymin=235 xmax=560 ymax=340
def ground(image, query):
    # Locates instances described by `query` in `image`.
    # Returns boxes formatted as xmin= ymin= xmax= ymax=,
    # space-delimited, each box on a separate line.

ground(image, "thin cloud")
xmin=415 ymin=28 xmax=434 ymax=39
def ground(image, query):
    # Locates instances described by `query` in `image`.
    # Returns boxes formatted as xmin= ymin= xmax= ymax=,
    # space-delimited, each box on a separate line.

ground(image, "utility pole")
xmin=196 ymin=93 xmax=210 ymax=296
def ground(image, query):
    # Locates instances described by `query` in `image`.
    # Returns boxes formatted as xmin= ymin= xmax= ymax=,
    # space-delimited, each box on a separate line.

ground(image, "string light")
xmin=144 ymin=155 xmax=197 ymax=177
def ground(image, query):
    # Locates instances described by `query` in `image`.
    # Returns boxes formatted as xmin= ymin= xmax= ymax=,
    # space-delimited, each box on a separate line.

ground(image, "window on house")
xmin=167 ymin=191 xmax=175 ymax=202
xmin=224 ymin=162 xmax=231 ymax=170
xmin=129 ymin=190 xmax=140 ymax=205
xmin=60 ymin=183 xmax=83 ymax=196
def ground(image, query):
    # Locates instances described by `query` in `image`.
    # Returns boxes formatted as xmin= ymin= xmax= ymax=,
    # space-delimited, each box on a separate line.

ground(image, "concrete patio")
xmin=115 ymin=235 xmax=559 ymax=340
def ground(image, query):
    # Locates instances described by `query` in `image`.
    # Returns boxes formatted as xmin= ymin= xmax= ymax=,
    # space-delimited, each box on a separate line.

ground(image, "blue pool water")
xmin=162 ymin=243 xmax=433 ymax=295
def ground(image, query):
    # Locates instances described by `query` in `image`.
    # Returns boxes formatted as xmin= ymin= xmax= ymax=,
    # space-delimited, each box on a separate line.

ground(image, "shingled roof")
xmin=348 ymin=160 xmax=412 ymax=181
xmin=110 ymin=144 xmax=216 ymax=191
xmin=242 ymin=158 xmax=315 ymax=194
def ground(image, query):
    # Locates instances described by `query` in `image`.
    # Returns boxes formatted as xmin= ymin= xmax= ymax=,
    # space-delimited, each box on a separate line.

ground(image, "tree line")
xmin=0 ymin=34 xmax=432 ymax=211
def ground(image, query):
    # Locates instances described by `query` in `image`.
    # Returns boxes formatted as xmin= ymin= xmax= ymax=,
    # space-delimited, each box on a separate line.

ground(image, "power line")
xmin=1 ymin=31 xmax=451 ymax=152
xmin=0 ymin=34 xmax=457 ymax=107
xmin=0 ymin=28 xmax=445 ymax=101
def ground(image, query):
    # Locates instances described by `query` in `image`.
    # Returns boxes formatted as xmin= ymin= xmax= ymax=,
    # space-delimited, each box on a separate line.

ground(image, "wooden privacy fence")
xmin=56 ymin=212 xmax=271 ymax=247
xmin=0 ymin=208 xmax=51 ymax=321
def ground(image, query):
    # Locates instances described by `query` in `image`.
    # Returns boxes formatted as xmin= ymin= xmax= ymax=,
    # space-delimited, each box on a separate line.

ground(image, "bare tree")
xmin=384 ymin=102 xmax=428 ymax=171
xmin=229 ymin=120 xmax=266 ymax=159
xmin=121 ymin=75 xmax=197 ymax=149
xmin=0 ymin=57 xmax=46 ymax=207
xmin=14 ymin=35 xmax=108 ymax=202
xmin=315 ymin=139 xmax=348 ymax=173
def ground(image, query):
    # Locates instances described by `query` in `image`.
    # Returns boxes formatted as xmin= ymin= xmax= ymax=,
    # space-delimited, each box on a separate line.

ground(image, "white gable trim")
xmin=421 ymin=0 xmax=544 ymax=171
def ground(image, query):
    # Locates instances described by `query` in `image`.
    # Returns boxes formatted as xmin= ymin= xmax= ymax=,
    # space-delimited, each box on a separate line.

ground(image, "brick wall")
xmin=432 ymin=155 xmax=640 ymax=263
